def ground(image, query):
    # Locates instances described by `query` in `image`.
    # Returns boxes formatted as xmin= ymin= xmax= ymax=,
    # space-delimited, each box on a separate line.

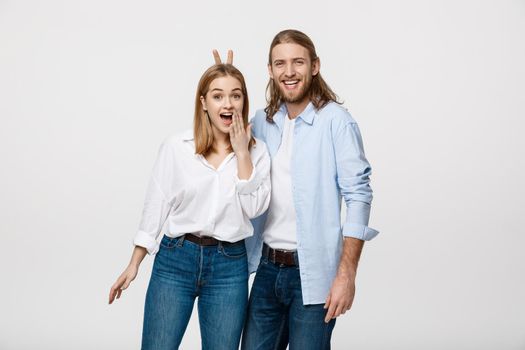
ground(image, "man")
xmin=215 ymin=29 xmax=378 ymax=349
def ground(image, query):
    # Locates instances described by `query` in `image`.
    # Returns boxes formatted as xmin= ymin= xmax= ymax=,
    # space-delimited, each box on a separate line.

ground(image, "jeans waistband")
xmin=262 ymin=243 xmax=299 ymax=267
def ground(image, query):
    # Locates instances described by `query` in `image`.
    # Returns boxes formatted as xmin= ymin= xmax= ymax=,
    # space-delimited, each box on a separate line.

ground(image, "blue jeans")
xmin=142 ymin=235 xmax=249 ymax=350
xmin=241 ymin=256 xmax=336 ymax=350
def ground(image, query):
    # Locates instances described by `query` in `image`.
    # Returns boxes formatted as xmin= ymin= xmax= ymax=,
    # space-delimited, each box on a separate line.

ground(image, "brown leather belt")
xmin=184 ymin=234 xmax=236 ymax=246
xmin=262 ymin=243 xmax=298 ymax=267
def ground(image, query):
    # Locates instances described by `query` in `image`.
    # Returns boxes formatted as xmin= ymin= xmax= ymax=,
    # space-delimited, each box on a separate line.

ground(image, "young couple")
xmin=109 ymin=29 xmax=378 ymax=350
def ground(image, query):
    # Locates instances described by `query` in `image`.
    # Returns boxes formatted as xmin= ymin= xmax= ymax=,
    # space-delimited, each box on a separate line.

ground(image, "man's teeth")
xmin=284 ymin=80 xmax=299 ymax=85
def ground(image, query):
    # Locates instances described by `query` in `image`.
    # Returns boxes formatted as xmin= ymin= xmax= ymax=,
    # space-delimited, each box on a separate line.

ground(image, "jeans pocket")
xmin=219 ymin=242 xmax=247 ymax=259
xmin=159 ymin=235 xmax=179 ymax=249
xmin=259 ymin=255 xmax=269 ymax=265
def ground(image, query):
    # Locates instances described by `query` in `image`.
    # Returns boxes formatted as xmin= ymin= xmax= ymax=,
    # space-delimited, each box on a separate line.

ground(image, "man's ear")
xmin=268 ymin=64 xmax=274 ymax=80
xmin=200 ymin=96 xmax=207 ymax=111
xmin=312 ymin=58 xmax=320 ymax=77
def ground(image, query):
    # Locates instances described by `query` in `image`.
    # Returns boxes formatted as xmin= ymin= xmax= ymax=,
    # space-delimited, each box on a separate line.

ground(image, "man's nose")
xmin=284 ymin=63 xmax=295 ymax=77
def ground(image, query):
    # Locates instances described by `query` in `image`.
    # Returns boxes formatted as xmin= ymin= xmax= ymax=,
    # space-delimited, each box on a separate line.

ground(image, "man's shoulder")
xmin=250 ymin=109 xmax=268 ymax=127
xmin=318 ymin=102 xmax=356 ymax=124
xmin=250 ymin=109 xmax=272 ymax=139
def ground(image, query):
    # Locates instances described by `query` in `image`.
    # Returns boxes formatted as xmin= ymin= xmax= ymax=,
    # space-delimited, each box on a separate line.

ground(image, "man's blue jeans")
xmin=141 ymin=235 xmax=249 ymax=350
xmin=241 ymin=256 xmax=336 ymax=350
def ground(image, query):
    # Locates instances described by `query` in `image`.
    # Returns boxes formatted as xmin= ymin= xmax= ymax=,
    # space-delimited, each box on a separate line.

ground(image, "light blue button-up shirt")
xmin=245 ymin=101 xmax=379 ymax=305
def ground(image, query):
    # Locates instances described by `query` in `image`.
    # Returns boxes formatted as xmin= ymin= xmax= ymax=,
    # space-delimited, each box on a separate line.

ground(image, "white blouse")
xmin=133 ymin=129 xmax=271 ymax=255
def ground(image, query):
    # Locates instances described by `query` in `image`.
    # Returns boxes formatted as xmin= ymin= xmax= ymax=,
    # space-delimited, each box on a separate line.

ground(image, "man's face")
xmin=268 ymin=43 xmax=319 ymax=105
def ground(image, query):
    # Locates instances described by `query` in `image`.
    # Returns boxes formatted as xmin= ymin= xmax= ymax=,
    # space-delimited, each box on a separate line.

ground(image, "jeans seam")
xmin=322 ymin=319 xmax=334 ymax=349
xmin=273 ymin=315 xmax=287 ymax=350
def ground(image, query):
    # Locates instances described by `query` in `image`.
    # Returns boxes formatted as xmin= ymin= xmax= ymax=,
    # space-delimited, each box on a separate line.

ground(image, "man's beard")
xmin=275 ymin=76 xmax=312 ymax=104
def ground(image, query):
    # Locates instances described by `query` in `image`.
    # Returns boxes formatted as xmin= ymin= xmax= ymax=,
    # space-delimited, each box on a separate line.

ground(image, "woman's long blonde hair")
xmin=194 ymin=64 xmax=255 ymax=155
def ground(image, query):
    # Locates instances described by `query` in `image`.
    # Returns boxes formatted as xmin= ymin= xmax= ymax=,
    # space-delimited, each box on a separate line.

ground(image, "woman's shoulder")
xmin=161 ymin=129 xmax=193 ymax=147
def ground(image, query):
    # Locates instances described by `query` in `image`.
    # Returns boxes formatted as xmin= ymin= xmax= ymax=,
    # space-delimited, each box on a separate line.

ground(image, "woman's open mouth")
xmin=220 ymin=113 xmax=233 ymax=125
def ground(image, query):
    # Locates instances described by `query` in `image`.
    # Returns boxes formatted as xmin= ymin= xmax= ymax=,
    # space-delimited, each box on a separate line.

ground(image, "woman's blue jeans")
xmin=141 ymin=235 xmax=248 ymax=350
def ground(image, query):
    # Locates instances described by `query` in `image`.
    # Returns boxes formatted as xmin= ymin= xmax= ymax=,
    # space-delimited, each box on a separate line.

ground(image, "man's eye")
xmin=275 ymin=62 xmax=283 ymax=67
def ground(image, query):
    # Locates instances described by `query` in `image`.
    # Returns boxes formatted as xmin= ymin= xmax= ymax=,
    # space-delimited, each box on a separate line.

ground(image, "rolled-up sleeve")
xmin=133 ymin=142 xmax=174 ymax=254
xmin=334 ymin=121 xmax=379 ymax=241
xmin=235 ymin=141 xmax=271 ymax=219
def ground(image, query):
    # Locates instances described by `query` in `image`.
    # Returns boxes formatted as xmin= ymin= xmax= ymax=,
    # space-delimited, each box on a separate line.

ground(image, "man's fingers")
xmin=324 ymin=294 xmax=331 ymax=309
xmin=333 ymin=303 xmax=345 ymax=319
xmin=212 ymin=49 xmax=233 ymax=64
xmin=325 ymin=300 xmax=337 ymax=323
xmin=213 ymin=49 xmax=221 ymax=64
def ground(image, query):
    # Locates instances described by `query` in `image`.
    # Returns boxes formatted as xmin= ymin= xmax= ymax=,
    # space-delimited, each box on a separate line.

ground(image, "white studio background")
xmin=1 ymin=0 xmax=524 ymax=349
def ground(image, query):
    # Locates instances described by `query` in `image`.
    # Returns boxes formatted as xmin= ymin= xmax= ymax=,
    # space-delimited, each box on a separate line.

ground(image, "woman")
xmin=108 ymin=63 xmax=271 ymax=349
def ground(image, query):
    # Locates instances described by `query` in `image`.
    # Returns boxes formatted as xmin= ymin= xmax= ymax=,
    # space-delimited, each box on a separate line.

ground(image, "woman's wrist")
xmin=235 ymin=149 xmax=250 ymax=160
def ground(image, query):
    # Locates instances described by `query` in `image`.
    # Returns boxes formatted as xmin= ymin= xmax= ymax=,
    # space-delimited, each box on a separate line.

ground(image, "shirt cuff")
xmin=133 ymin=231 xmax=160 ymax=255
xmin=235 ymin=166 xmax=261 ymax=195
xmin=342 ymin=222 xmax=379 ymax=241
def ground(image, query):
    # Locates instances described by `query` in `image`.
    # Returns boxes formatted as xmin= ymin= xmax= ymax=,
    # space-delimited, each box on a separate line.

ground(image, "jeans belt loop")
xmin=177 ymin=234 xmax=185 ymax=247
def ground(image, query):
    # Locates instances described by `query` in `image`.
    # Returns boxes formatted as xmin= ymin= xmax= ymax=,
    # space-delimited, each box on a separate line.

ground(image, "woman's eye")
xmin=233 ymin=94 xmax=241 ymax=100
xmin=213 ymin=95 xmax=222 ymax=100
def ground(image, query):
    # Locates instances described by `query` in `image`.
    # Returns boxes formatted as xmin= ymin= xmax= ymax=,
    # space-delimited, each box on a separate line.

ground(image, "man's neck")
xmin=285 ymin=98 xmax=310 ymax=119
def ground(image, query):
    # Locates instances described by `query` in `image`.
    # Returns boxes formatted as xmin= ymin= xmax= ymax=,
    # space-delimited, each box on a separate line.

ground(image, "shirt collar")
xmin=297 ymin=102 xmax=316 ymax=125
xmin=274 ymin=102 xmax=316 ymax=128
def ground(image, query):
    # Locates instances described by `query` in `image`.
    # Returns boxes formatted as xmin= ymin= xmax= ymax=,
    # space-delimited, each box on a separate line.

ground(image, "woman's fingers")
xmin=237 ymin=112 xmax=244 ymax=131
xmin=235 ymin=113 xmax=242 ymax=135
xmin=230 ymin=112 xmax=237 ymax=137
xmin=246 ymin=123 xmax=252 ymax=139
xmin=109 ymin=270 xmax=135 ymax=304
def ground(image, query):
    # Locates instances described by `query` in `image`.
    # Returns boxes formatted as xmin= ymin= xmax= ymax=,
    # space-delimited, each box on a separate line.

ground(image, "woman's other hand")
xmin=109 ymin=264 xmax=138 ymax=304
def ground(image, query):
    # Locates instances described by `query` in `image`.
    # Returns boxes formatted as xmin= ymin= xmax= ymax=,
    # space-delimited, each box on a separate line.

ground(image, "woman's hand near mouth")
xmin=229 ymin=113 xmax=253 ymax=180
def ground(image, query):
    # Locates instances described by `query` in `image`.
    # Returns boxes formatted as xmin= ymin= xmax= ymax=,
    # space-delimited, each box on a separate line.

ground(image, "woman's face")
xmin=200 ymin=75 xmax=244 ymax=137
